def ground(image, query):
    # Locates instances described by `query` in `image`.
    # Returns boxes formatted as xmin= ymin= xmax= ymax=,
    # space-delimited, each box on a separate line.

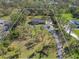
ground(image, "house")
xmin=0 ymin=19 xmax=11 ymax=32
xmin=0 ymin=19 xmax=12 ymax=39
xmin=0 ymin=20 xmax=5 ymax=25
xmin=70 ymin=20 xmax=79 ymax=29
xmin=28 ymin=18 xmax=45 ymax=25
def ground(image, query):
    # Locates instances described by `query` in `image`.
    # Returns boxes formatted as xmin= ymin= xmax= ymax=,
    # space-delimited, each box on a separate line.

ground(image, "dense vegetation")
xmin=0 ymin=0 xmax=79 ymax=59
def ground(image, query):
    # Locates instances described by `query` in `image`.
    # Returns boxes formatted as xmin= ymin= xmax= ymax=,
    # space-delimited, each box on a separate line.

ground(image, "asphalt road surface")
xmin=44 ymin=24 xmax=63 ymax=59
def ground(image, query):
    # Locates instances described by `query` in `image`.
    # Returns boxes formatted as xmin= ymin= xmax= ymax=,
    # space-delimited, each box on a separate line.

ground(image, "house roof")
xmin=28 ymin=18 xmax=45 ymax=25
xmin=0 ymin=19 xmax=11 ymax=31
xmin=0 ymin=19 xmax=5 ymax=24
xmin=70 ymin=20 xmax=79 ymax=25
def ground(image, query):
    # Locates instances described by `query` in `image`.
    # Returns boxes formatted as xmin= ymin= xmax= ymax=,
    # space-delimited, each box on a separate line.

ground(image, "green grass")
xmin=61 ymin=13 xmax=73 ymax=21
xmin=1 ymin=16 xmax=10 ymax=20
xmin=0 ymin=56 xmax=4 ymax=59
xmin=73 ymin=30 xmax=79 ymax=36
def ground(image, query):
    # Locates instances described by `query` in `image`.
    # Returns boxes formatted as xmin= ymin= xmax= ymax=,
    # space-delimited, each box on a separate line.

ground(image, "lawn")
xmin=73 ymin=30 xmax=79 ymax=36
xmin=61 ymin=13 xmax=73 ymax=21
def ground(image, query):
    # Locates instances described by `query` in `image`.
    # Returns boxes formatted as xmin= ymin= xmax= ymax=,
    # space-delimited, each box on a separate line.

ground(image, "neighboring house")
xmin=28 ymin=18 xmax=53 ymax=25
xmin=0 ymin=20 xmax=5 ymax=31
xmin=69 ymin=20 xmax=79 ymax=29
xmin=0 ymin=19 xmax=11 ymax=31
xmin=0 ymin=19 xmax=11 ymax=39
xmin=28 ymin=18 xmax=45 ymax=25
xmin=28 ymin=18 xmax=54 ymax=33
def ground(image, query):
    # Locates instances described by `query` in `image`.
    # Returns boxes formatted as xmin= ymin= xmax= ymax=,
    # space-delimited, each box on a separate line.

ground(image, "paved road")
xmin=44 ymin=24 xmax=63 ymax=59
